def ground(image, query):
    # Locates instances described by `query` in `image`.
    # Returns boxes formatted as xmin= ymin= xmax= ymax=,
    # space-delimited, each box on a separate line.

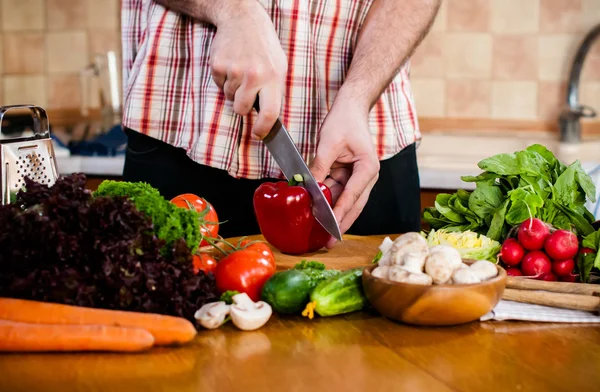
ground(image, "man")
xmin=121 ymin=0 xmax=440 ymax=241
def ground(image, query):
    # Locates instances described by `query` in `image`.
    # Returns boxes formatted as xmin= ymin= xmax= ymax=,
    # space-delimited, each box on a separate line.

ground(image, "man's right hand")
xmin=210 ymin=1 xmax=287 ymax=138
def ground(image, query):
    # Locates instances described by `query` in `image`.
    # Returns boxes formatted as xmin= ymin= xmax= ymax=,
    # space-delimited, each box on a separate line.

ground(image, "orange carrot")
xmin=0 ymin=320 xmax=154 ymax=352
xmin=0 ymin=298 xmax=197 ymax=346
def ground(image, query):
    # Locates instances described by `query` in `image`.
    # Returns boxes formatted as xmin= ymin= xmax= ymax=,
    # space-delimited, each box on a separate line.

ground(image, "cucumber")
xmin=309 ymin=268 xmax=367 ymax=317
xmin=261 ymin=269 xmax=313 ymax=314
xmin=261 ymin=261 xmax=341 ymax=314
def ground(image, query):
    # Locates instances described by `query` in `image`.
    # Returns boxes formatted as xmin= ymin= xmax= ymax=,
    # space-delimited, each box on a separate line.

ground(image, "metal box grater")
xmin=0 ymin=105 xmax=59 ymax=205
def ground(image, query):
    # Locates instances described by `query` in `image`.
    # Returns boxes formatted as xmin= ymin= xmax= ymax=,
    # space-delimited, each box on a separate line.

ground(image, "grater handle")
xmin=0 ymin=105 xmax=50 ymax=138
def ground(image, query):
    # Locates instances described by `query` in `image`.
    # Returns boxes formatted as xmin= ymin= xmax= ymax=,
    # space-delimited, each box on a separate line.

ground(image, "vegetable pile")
xmin=0 ymin=174 xmax=219 ymax=324
xmin=423 ymin=144 xmax=597 ymax=241
xmin=372 ymin=233 xmax=499 ymax=285
xmin=423 ymin=144 xmax=600 ymax=283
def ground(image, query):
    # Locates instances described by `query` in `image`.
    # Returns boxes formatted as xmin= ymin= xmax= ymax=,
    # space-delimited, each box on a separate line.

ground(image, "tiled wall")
xmin=0 ymin=0 xmax=120 ymax=110
xmin=411 ymin=0 xmax=600 ymax=122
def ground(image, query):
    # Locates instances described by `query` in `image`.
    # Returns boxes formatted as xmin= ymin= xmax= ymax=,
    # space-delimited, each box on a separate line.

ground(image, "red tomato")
xmin=239 ymin=239 xmax=276 ymax=270
xmin=171 ymin=193 xmax=219 ymax=247
xmin=213 ymin=246 xmax=276 ymax=302
xmin=192 ymin=253 xmax=217 ymax=275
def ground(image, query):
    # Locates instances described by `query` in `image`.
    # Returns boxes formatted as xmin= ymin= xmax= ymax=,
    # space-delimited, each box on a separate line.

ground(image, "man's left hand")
xmin=309 ymin=95 xmax=380 ymax=246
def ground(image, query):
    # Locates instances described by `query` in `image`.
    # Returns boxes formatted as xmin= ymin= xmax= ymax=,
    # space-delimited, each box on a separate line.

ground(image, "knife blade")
xmin=253 ymin=99 xmax=342 ymax=241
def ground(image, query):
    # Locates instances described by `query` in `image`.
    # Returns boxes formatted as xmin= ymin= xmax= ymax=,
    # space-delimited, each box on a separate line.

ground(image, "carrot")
xmin=0 ymin=320 xmax=154 ymax=352
xmin=0 ymin=298 xmax=197 ymax=346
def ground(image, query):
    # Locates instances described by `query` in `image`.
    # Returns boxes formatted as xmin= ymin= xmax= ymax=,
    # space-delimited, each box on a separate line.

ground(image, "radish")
xmin=551 ymin=258 xmax=575 ymax=277
xmin=521 ymin=250 xmax=552 ymax=279
xmin=544 ymin=230 xmax=579 ymax=260
xmin=542 ymin=272 xmax=557 ymax=281
xmin=500 ymin=238 xmax=525 ymax=266
xmin=506 ymin=267 xmax=523 ymax=277
xmin=559 ymin=273 xmax=578 ymax=283
xmin=518 ymin=218 xmax=550 ymax=251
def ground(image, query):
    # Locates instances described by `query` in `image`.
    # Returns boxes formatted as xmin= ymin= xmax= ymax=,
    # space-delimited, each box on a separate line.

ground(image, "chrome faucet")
xmin=559 ymin=23 xmax=600 ymax=144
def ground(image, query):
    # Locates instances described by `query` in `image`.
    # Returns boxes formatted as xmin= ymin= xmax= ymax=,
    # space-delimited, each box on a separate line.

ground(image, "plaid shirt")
xmin=121 ymin=0 xmax=420 ymax=180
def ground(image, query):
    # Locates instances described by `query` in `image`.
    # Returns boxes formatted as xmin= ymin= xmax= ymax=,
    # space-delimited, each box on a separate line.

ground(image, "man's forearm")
xmin=338 ymin=0 xmax=440 ymax=110
xmin=153 ymin=0 xmax=254 ymax=26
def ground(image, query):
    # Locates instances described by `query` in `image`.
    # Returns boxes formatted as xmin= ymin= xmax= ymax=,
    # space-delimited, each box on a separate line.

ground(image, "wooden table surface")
xmin=1 ymin=235 xmax=599 ymax=392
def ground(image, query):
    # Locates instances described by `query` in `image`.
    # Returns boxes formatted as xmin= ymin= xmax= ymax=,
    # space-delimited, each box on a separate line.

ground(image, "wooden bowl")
xmin=362 ymin=263 xmax=507 ymax=326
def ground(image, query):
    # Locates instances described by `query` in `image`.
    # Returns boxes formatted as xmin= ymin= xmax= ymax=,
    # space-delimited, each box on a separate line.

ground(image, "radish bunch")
xmin=499 ymin=218 xmax=579 ymax=282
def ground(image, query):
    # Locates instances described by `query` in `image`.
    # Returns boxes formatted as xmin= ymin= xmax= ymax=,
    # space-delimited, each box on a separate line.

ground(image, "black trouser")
xmin=122 ymin=128 xmax=421 ymax=238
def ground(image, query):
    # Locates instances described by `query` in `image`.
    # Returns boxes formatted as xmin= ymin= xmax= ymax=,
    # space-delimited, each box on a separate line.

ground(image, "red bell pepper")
xmin=253 ymin=176 xmax=333 ymax=255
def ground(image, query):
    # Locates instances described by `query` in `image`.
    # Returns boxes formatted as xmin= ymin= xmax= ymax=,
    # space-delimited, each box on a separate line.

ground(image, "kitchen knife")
xmin=253 ymin=99 xmax=342 ymax=241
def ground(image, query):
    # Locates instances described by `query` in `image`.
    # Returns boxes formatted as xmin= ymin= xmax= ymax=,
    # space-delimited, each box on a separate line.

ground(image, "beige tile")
xmin=447 ymin=80 xmax=491 ymax=118
xmin=88 ymin=30 xmax=121 ymax=58
xmin=87 ymin=0 xmax=119 ymax=30
xmin=410 ymin=33 xmax=445 ymax=78
xmin=538 ymin=34 xmax=580 ymax=81
xmin=581 ymin=82 xmax=600 ymax=116
xmin=582 ymin=40 xmax=600 ymax=81
xmin=3 ymin=33 xmax=45 ymax=74
xmin=411 ymin=79 xmax=446 ymax=117
xmin=443 ymin=33 xmax=492 ymax=79
xmin=582 ymin=0 xmax=600 ymax=33
xmin=491 ymin=0 xmax=539 ymax=34
xmin=492 ymin=81 xmax=538 ymax=119
xmin=47 ymin=31 xmax=89 ymax=73
xmin=538 ymin=81 xmax=567 ymax=121
xmin=48 ymin=74 xmax=80 ymax=109
xmin=47 ymin=0 xmax=87 ymax=30
xmin=3 ymin=75 xmax=47 ymax=106
xmin=447 ymin=0 xmax=490 ymax=32
xmin=493 ymin=35 xmax=538 ymax=80
xmin=540 ymin=0 xmax=582 ymax=33
xmin=1 ymin=0 xmax=45 ymax=31
xmin=430 ymin=0 xmax=447 ymax=32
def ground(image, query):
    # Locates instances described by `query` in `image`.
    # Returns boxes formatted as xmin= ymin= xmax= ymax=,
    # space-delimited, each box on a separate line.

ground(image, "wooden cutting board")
xmin=213 ymin=234 xmax=389 ymax=271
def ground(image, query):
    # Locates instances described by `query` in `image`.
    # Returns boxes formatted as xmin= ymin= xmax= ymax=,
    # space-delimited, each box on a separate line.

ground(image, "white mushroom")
xmin=469 ymin=260 xmax=499 ymax=281
xmin=452 ymin=268 xmax=482 ymax=284
xmin=230 ymin=293 xmax=272 ymax=331
xmin=379 ymin=236 xmax=394 ymax=254
xmin=398 ymin=252 xmax=427 ymax=274
xmin=425 ymin=245 xmax=463 ymax=284
xmin=387 ymin=266 xmax=432 ymax=285
xmin=372 ymin=265 xmax=391 ymax=280
xmin=460 ymin=263 xmax=469 ymax=269
xmin=194 ymin=301 xmax=230 ymax=329
xmin=383 ymin=232 xmax=429 ymax=266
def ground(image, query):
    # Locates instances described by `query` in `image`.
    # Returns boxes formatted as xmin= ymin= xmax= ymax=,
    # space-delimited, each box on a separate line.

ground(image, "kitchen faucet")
xmin=559 ymin=23 xmax=600 ymax=144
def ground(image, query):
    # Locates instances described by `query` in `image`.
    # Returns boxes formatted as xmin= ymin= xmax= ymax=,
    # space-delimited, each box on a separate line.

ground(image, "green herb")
xmin=220 ymin=290 xmax=240 ymax=304
xmin=93 ymin=181 xmax=201 ymax=253
xmin=423 ymin=144 xmax=597 ymax=241
xmin=293 ymin=260 xmax=340 ymax=286
xmin=372 ymin=250 xmax=383 ymax=264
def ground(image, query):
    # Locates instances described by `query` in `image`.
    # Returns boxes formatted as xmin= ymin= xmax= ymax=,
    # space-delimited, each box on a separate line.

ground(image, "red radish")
xmin=551 ymin=258 xmax=575 ymax=277
xmin=559 ymin=273 xmax=578 ymax=283
xmin=518 ymin=218 xmax=550 ymax=251
xmin=580 ymin=247 xmax=595 ymax=256
xmin=521 ymin=250 xmax=552 ymax=279
xmin=543 ymin=230 xmax=579 ymax=260
xmin=500 ymin=238 xmax=525 ymax=266
xmin=506 ymin=267 xmax=523 ymax=277
xmin=541 ymin=272 xmax=558 ymax=281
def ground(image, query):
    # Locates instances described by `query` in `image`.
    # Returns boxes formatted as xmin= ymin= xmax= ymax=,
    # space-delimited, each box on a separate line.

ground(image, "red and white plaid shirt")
xmin=121 ymin=0 xmax=420 ymax=180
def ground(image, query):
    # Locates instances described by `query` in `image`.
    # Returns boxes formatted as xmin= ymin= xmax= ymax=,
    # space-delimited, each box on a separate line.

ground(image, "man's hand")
xmin=209 ymin=1 xmax=287 ymax=138
xmin=310 ymin=95 xmax=380 ymax=240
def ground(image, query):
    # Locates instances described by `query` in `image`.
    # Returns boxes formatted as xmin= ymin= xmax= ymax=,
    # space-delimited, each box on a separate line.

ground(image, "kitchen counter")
xmin=1 ymin=314 xmax=599 ymax=391
xmin=1 ymin=234 xmax=599 ymax=392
